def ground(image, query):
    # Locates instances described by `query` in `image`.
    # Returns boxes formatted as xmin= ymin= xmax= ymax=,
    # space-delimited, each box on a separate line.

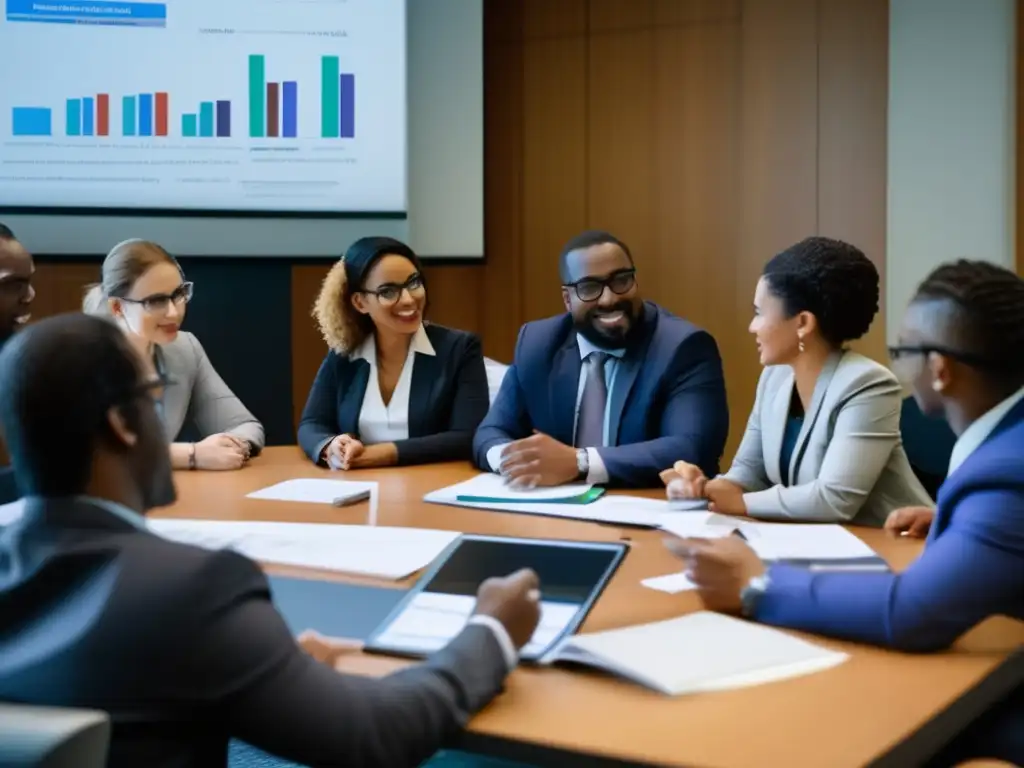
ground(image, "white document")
xmin=428 ymin=473 xmax=594 ymax=502
xmin=543 ymin=611 xmax=848 ymax=695
xmin=0 ymin=498 xmax=25 ymax=526
xmin=247 ymin=479 xmax=377 ymax=506
xmin=147 ymin=519 xmax=458 ymax=580
xmin=373 ymin=591 xmax=580 ymax=656
xmin=641 ymin=571 xmax=697 ymax=594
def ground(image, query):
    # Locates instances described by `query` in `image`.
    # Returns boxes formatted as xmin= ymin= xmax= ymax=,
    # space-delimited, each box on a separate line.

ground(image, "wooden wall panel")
xmin=1018 ymin=0 xmax=1024 ymax=277
xmin=31 ymin=262 xmax=99 ymax=319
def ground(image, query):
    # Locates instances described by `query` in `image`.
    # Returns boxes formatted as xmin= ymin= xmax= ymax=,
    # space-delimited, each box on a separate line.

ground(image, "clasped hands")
xmin=660 ymin=460 xmax=747 ymax=516
xmin=498 ymin=431 xmax=580 ymax=488
xmin=324 ymin=434 xmax=397 ymax=470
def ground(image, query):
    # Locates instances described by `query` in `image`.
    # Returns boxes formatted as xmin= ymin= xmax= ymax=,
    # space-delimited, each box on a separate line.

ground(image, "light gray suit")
xmin=722 ymin=351 xmax=931 ymax=526
xmin=153 ymin=331 xmax=265 ymax=451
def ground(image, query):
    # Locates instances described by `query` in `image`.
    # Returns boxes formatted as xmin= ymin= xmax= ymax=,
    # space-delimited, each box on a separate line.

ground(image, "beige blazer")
xmin=722 ymin=351 xmax=932 ymax=526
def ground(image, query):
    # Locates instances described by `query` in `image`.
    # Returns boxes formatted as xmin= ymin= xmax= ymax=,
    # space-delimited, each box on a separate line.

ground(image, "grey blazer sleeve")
xmin=184 ymin=335 xmax=265 ymax=451
xmin=742 ymin=369 xmax=906 ymax=523
xmin=720 ymin=370 xmax=771 ymax=492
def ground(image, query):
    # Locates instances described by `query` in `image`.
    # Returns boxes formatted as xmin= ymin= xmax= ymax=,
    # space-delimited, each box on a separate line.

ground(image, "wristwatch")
xmin=575 ymin=448 xmax=590 ymax=480
xmin=739 ymin=573 xmax=770 ymax=618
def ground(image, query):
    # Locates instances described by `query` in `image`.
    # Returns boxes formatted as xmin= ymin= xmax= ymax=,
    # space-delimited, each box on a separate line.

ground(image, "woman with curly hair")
xmin=663 ymin=236 xmax=931 ymax=525
xmin=298 ymin=236 xmax=489 ymax=469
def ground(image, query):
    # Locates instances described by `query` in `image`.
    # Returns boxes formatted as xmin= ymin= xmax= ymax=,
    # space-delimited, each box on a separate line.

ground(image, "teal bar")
xmin=122 ymin=95 xmax=136 ymax=136
xmin=66 ymin=98 xmax=81 ymax=136
xmin=199 ymin=102 xmax=214 ymax=137
xmin=321 ymin=55 xmax=339 ymax=137
xmin=182 ymin=113 xmax=197 ymax=137
xmin=249 ymin=54 xmax=265 ymax=137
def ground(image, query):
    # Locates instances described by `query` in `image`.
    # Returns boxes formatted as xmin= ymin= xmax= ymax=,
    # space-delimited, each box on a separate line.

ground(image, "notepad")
xmin=246 ymin=478 xmax=377 ymax=507
xmin=147 ymin=519 xmax=459 ymax=580
xmin=542 ymin=612 xmax=848 ymax=695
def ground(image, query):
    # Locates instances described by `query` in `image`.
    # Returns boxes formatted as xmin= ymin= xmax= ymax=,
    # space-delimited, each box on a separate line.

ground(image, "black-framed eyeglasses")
xmin=888 ymin=344 xmax=1001 ymax=369
xmin=121 ymin=282 xmax=194 ymax=314
xmin=360 ymin=273 xmax=425 ymax=305
xmin=563 ymin=269 xmax=636 ymax=302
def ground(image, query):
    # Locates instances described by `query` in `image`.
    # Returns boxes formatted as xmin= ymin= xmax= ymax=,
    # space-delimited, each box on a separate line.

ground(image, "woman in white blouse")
xmin=297 ymin=236 xmax=489 ymax=468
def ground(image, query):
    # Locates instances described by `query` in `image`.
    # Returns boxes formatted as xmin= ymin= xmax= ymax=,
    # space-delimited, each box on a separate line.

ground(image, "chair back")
xmin=0 ymin=704 xmax=110 ymax=768
xmin=484 ymin=357 xmax=509 ymax=405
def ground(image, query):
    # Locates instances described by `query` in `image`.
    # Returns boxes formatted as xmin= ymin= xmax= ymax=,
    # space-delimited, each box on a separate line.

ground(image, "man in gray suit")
xmin=0 ymin=313 xmax=541 ymax=768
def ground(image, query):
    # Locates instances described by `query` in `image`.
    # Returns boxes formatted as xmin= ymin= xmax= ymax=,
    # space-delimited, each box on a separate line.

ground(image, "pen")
xmin=332 ymin=490 xmax=372 ymax=507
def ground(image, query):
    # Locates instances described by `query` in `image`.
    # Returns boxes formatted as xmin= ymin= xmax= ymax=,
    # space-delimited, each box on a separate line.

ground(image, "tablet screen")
xmin=366 ymin=535 xmax=628 ymax=661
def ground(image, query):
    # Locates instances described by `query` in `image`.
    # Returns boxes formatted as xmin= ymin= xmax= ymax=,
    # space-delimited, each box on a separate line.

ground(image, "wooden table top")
xmin=159 ymin=447 xmax=1024 ymax=768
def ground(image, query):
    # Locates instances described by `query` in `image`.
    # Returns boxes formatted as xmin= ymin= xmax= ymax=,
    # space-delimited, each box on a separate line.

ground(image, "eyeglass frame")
xmin=562 ymin=268 xmax=637 ymax=302
xmin=887 ymin=344 xmax=1004 ymax=370
xmin=358 ymin=273 xmax=426 ymax=306
xmin=118 ymin=281 xmax=194 ymax=314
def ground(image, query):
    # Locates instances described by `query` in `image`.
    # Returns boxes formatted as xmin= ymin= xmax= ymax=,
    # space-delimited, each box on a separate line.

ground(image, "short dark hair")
xmin=559 ymin=230 xmax=633 ymax=283
xmin=0 ymin=313 xmax=144 ymax=496
xmin=912 ymin=259 xmax=1024 ymax=382
xmin=762 ymin=237 xmax=879 ymax=347
xmin=0 ymin=223 xmax=15 ymax=241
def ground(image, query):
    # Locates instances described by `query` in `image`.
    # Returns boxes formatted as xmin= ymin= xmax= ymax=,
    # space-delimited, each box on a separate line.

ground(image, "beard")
xmin=574 ymin=300 xmax=641 ymax=350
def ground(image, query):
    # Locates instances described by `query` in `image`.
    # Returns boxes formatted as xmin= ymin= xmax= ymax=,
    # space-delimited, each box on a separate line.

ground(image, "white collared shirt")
xmin=351 ymin=325 xmax=436 ymax=445
xmin=486 ymin=335 xmax=625 ymax=485
xmin=947 ymin=385 xmax=1024 ymax=475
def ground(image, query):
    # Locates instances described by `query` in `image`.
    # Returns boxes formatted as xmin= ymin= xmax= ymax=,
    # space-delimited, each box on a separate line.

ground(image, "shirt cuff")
xmin=587 ymin=447 xmax=610 ymax=485
xmin=314 ymin=435 xmax=336 ymax=466
xmin=466 ymin=615 xmax=518 ymax=671
xmin=486 ymin=443 xmax=509 ymax=473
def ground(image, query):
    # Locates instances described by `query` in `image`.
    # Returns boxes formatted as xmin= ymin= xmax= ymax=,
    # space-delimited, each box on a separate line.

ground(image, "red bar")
xmin=266 ymin=82 xmax=279 ymax=137
xmin=96 ymin=93 xmax=110 ymax=136
xmin=155 ymin=92 xmax=169 ymax=136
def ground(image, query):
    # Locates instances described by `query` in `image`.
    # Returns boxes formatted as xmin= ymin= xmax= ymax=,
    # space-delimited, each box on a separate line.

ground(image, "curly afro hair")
xmin=762 ymin=237 xmax=879 ymax=347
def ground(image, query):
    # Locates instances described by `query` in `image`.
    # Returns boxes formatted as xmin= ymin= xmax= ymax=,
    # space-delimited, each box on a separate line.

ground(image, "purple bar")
xmin=339 ymin=73 xmax=354 ymax=138
xmin=282 ymin=81 xmax=297 ymax=138
xmin=215 ymin=100 xmax=231 ymax=137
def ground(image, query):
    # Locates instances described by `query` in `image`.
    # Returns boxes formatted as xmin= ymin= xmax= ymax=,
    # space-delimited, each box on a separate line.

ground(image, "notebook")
xmin=541 ymin=612 xmax=848 ymax=695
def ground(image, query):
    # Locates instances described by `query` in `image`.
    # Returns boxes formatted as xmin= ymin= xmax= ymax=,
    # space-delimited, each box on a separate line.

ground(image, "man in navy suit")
xmin=474 ymin=230 xmax=728 ymax=488
xmin=671 ymin=260 xmax=1024 ymax=766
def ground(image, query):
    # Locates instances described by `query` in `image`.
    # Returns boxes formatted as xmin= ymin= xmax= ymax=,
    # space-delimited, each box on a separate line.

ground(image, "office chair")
xmin=900 ymin=396 xmax=957 ymax=501
xmin=0 ymin=704 xmax=110 ymax=768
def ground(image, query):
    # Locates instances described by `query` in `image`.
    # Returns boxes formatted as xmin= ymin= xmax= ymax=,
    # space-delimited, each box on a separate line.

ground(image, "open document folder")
xmin=541 ymin=611 xmax=848 ymax=695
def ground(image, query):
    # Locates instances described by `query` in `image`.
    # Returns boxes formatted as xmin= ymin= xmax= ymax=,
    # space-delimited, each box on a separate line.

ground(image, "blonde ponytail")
xmin=82 ymin=283 xmax=110 ymax=316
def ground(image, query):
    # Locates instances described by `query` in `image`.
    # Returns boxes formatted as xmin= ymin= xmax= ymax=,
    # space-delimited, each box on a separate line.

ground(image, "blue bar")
xmin=199 ymin=102 xmax=214 ymax=137
xmin=66 ymin=99 xmax=81 ymax=136
xmin=5 ymin=0 xmax=167 ymax=27
xmin=340 ymin=73 xmax=355 ymax=139
xmin=138 ymin=93 xmax=153 ymax=136
xmin=82 ymin=97 xmax=94 ymax=136
xmin=12 ymin=107 xmax=52 ymax=136
xmin=122 ymin=95 xmax=136 ymax=136
xmin=282 ymin=81 xmax=297 ymax=138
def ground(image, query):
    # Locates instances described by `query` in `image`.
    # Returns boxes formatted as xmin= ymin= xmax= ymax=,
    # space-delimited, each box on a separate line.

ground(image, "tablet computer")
xmin=364 ymin=534 xmax=629 ymax=662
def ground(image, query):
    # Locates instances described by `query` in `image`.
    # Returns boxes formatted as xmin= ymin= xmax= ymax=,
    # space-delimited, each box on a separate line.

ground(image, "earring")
xmin=797 ymin=335 xmax=805 ymax=353
xmin=932 ymin=380 xmax=944 ymax=392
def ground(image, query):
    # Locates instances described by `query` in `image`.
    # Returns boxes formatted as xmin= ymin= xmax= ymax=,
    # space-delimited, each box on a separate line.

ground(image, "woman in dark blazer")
xmin=298 ymin=236 xmax=489 ymax=468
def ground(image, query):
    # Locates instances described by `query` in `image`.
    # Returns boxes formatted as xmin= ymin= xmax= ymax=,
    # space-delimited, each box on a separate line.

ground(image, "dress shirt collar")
xmin=351 ymin=324 xmax=436 ymax=364
xmin=15 ymin=494 xmax=149 ymax=531
xmin=576 ymin=334 xmax=626 ymax=361
xmin=948 ymin=385 xmax=1024 ymax=475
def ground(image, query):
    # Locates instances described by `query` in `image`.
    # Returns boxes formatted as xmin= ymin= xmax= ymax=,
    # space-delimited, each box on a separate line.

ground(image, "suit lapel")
xmin=790 ymin=351 xmax=843 ymax=477
xmin=338 ymin=361 xmax=370 ymax=436
xmin=551 ymin=341 xmax=582 ymax=445
xmin=408 ymin=352 xmax=440 ymax=438
xmin=763 ymin=369 xmax=794 ymax=484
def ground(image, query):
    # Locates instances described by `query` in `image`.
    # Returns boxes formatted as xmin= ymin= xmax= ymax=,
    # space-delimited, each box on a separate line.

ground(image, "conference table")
xmin=160 ymin=447 xmax=1024 ymax=768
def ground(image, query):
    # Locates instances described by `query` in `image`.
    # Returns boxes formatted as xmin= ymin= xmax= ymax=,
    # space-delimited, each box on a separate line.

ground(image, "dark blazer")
xmin=0 ymin=497 xmax=510 ymax=768
xmin=473 ymin=302 xmax=729 ymax=487
xmin=298 ymin=325 xmax=489 ymax=466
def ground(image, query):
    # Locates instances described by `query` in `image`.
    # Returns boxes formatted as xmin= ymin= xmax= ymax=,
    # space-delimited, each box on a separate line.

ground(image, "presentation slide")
xmin=0 ymin=0 xmax=407 ymax=214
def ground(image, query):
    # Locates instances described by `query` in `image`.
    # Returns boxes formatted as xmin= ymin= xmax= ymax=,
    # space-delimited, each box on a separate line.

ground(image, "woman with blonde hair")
xmin=84 ymin=239 xmax=264 ymax=471
xmin=298 ymin=236 xmax=488 ymax=468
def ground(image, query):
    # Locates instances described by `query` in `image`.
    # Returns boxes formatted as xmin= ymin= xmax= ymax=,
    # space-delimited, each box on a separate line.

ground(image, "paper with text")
xmin=147 ymin=519 xmax=458 ymax=580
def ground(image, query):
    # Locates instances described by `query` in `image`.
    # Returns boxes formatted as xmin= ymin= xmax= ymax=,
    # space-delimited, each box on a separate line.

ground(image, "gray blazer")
xmin=154 ymin=331 xmax=265 ymax=451
xmin=722 ymin=351 xmax=931 ymax=526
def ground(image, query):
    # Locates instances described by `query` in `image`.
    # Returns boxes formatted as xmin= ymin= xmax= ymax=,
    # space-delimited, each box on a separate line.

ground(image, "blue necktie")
xmin=576 ymin=352 xmax=608 ymax=448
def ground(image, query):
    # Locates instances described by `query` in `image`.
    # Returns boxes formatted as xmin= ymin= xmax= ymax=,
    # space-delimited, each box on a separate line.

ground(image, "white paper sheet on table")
xmin=147 ymin=519 xmax=459 ymax=580
xmin=641 ymin=571 xmax=698 ymax=594
xmin=246 ymin=479 xmax=378 ymax=506
xmin=0 ymin=498 xmax=25 ymax=526
xmin=427 ymin=473 xmax=596 ymax=502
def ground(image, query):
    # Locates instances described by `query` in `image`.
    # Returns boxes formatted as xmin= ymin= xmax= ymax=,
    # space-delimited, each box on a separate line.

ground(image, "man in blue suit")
xmin=672 ymin=260 xmax=1024 ymax=766
xmin=474 ymin=230 xmax=729 ymax=488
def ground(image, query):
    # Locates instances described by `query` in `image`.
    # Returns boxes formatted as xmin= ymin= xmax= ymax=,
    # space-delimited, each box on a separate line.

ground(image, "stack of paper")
xmin=543 ymin=611 xmax=848 ymax=695
xmin=147 ymin=519 xmax=459 ymax=580
xmin=425 ymin=474 xmax=676 ymax=527
xmin=246 ymin=478 xmax=377 ymax=507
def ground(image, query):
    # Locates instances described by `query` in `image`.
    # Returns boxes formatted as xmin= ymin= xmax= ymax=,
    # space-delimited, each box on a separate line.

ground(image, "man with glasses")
xmin=474 ymin=229 xmax=729 ymax=488
xmin=0 ymin=224 xmax=35 ymax=349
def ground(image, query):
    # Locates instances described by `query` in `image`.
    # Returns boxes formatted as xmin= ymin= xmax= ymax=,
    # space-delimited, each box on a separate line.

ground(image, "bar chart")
xmin=248 ymin=54 xmax=298 ymax=139
xmin=182 ymin=100 xmax=231 ymax=138
xmin=321 ymin=55 xmax=356 ymax=139
xmin=122 ymin=92 xmax=169 ymax=137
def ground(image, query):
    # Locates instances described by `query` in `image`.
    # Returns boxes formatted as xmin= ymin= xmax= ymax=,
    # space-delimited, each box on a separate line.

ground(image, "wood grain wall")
xmin=30 ymin=0 xmax=890 ymax=458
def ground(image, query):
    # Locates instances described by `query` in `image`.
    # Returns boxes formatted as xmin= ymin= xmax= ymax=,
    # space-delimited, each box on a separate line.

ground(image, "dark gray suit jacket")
xmin=0 ymin=497 xmax=509 ymax=768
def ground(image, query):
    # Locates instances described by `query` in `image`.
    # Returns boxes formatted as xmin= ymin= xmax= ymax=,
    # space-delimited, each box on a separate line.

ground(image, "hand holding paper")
xmin=664 ymin=535 xmax=766 ymax=614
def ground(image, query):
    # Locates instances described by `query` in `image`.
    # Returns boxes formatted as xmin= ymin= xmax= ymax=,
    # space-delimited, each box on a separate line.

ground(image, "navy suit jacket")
xmin=472 ymin=302 xmax=729 ymax=487
xmin=755 ymin=396 xmax=1024 ymax=650
xmin=298 ymin=324 xmax=489 ymax=466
